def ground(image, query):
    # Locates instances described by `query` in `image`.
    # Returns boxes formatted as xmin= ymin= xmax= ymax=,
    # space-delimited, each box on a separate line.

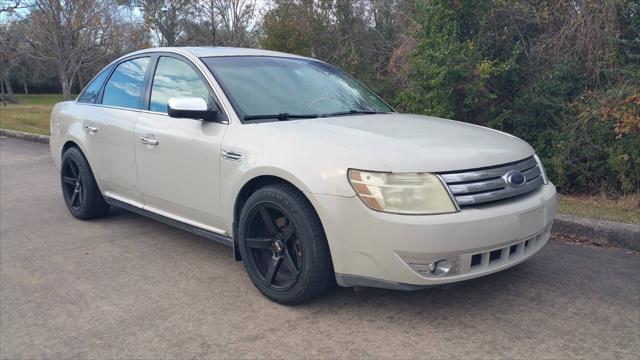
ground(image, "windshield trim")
xmin=200 ymin=55 xmax=396 ymax=123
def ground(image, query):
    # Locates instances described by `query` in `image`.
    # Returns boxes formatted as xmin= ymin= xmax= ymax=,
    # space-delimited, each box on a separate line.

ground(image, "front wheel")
xmin=238 ymin=183 xmax=334 ymax=304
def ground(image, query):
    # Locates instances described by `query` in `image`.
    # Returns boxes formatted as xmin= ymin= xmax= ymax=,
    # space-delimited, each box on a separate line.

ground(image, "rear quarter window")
xmin=77 ymin=65 xmax=113 ymax=104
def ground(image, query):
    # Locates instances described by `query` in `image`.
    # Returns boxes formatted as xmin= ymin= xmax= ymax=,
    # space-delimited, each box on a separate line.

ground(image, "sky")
xmin=0 ymin=0 xmax=273 ymax=24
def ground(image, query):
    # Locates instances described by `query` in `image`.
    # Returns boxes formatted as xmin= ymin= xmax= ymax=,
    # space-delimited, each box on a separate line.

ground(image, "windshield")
xmin=201 ymin=56 xmax=393 ymax=120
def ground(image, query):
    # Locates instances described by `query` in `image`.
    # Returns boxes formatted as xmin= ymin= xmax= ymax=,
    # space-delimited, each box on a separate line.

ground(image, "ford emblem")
xmin=504 ymin=170 xmax=526 ymax=188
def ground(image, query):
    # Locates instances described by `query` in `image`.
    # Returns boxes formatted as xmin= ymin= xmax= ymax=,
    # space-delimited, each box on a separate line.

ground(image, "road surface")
xmin=1 ymin=137 xmax=638 ymax=359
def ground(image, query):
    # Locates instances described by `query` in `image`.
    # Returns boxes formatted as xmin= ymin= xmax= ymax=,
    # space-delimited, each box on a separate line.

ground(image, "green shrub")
xmin=396 ymin=0 xmax=639 ymax=195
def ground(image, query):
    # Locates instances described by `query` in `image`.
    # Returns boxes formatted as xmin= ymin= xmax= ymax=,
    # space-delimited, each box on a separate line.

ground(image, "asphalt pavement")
xmin=1 ymin=136 xmax=638 ymax=359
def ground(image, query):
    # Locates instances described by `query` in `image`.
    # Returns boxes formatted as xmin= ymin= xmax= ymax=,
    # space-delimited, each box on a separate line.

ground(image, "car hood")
xmin=269 ymin=113 xmax=534 ymax=173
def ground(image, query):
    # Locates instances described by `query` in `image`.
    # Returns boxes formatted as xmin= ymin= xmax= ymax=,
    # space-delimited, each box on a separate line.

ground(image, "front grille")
xmin=439 ymin=156 xmax=543 ymax=207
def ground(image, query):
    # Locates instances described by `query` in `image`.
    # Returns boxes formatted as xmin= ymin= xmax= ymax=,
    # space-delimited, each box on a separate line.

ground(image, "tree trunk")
xmin=1 ymin=77 xmax=6 ymax=107
xmin=77 ymin=72 xmax=84 ymax=92
xmin=165 ymin=31 xmax=176 ymax=46
xmin=210 ymin=2 xmax=217 ymax=45
xmin=61 ymin=76 xmax=72 ymax=101
xmin=1 ymin=72 xmax=15 ymax=102
xmin=23 ymin=79 xmax=28 ymax=95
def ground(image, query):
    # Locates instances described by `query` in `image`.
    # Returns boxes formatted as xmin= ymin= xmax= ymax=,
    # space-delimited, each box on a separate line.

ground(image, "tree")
xmin=76 ymin=6 xmax=151 ymax=87
xmin=261 ymin=0 xmax=415 ymax=98
xmin=134 ymin=0 xmax=194 ymax=46
xmin=17 ymin=0 xmax=121 ymax=100
xmin=210 ymin=0 xmax=256 ymax=46
xmin=0 ymin=0 xmax=25 ymax=14
xmin=0 ymin=21 xmax=21 ymax=102
xmin=179 ymin=0 xmax=258 ymax=47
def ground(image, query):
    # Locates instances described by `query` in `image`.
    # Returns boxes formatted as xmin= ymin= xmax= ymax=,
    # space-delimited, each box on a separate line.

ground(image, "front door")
xmin=134 ymin=55 xmax=228 ymax=233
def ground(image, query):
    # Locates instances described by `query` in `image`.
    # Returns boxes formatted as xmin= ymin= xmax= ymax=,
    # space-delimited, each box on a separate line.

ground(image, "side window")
xmin=77 ymin=65 xmax=112 ymax=103
xmin=101 ymin=57 xmax=150 ymax=110
xmin=150 ymin=57 xmax=210 ymax=113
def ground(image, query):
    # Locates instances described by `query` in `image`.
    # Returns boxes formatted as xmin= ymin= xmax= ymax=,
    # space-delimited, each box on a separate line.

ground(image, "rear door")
xmin=134 ymin=54 xmax=228 ymax=233
xmin=81 ymin=56 xmax=151 ymax=205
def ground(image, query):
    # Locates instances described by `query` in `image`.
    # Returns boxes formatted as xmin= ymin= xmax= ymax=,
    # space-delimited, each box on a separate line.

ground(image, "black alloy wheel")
xmin=244 ymin=203 xmax=303 ymax=291
xmin=238 ymin=183 xmax=334 ymax=304
xmin=60 ymin=147 xmax=110 ymax=220
xmin=62 ymin=158 xmax=84 ymax=211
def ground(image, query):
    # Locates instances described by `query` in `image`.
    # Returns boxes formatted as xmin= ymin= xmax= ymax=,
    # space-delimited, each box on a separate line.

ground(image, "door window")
xmin=149 ymin=57 xmax=210 ymax=113
xmin=101 ymin=57 xmax=150 ymax=110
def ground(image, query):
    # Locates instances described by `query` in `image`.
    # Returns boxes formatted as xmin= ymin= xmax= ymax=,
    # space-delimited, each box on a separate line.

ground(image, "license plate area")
xmin=519 ymin=206 xmax=545 ymax=238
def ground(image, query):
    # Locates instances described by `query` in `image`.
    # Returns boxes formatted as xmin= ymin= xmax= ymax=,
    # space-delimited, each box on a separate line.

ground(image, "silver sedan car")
xmin=50 ymin=47 xmax=557 ymax=304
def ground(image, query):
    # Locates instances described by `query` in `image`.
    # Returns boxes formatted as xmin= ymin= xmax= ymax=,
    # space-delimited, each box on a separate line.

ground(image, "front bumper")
xmin=308 ymin=183 xmax=557 ymax=289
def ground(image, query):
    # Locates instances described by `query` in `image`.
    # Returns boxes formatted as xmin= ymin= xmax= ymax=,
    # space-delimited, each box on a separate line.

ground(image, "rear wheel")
xmin=60 ymin=147 xmax=110 ymax=220
xmin=238 ymin=183 xmax=334 ymax=304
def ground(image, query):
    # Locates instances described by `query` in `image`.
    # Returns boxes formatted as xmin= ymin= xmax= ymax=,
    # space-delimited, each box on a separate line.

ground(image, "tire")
xmin=60 ymin=147 xmax=110 ymax=220
xmin=238 ymin=183 xmax=334 ymax=304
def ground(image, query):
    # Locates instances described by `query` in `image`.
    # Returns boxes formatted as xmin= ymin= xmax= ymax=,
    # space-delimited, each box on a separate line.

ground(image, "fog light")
xmin=432 ymin=259 xmax=452 ymax=275
xmin=400 ymin=255 xmax=460 ymax=277
xmin=427 ymin=261 xmax=437 ymax=273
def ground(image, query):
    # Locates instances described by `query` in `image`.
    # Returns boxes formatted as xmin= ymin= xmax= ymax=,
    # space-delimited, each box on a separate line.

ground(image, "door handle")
xmin=139 ymin=136 xmax=159 ymax=146
xmin=83 ymin=124 xmax=98 ymax=133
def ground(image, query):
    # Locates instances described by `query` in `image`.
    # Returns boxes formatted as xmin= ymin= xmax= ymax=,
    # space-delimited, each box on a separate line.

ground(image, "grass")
xmin=14 ymin=94 xmax=67 ymax=105
xmin=558 ymin=194 xmax=639 ymax=224
xmin=0 ymin=94 xmax=70 ymax=135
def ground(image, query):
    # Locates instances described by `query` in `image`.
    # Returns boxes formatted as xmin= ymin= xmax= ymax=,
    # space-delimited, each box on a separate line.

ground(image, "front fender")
xmin=221 ymin=165 xmax=317 ymax=230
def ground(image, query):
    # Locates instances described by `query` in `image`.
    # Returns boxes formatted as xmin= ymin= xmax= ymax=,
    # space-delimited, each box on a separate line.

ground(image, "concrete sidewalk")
xmin=1 ymin=137 xmax=639 ymax=359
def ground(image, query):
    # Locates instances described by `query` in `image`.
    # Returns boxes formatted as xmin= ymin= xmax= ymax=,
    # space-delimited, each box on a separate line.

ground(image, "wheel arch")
xmin=60 ymin=135 xmax=91 ymax=160
xmin=231 ymin=174 xmax=322 ymax=261
xmin=59 ymin=139 xmax=89 ymax=172
xmin=62 ymin=140 xmax=81 ymax=155
xmin=59 ymin=138 xmax=105 ymax=194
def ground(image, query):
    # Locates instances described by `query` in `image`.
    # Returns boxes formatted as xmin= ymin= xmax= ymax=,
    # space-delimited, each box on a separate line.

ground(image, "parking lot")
xmin=1 ymin=136 xmax=638 ymax=359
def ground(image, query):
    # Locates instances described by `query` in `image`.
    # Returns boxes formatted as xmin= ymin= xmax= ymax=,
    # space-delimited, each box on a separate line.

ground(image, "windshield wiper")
xmin=319 ymin=109 xmax=388 ymax=117
xmin=243 ymin=113 xmax=319 ymax=121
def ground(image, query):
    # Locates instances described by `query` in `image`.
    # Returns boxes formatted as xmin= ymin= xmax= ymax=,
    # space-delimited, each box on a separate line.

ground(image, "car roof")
xmin=126 ymin=46 xmax=314 ymax=61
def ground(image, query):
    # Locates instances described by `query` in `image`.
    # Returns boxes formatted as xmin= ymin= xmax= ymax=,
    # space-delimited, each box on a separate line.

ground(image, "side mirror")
xmin=167 ymin=97 xmax=220 ymax=122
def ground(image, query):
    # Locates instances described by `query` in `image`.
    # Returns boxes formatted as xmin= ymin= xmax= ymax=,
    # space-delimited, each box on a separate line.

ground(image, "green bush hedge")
xmin=396 ymin=0 xmax=639 ymax=195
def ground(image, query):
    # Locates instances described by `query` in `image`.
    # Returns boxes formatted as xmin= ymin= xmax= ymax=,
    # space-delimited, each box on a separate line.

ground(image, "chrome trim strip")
xmin=143 ymin=205 xmax=228 ymax=235
xmin=533 ymin=154 xmax=549 ymax=184
xmin=454 ymin=176 xmax=543 ymax=206
xmin=440 ymin=156 xmax=537 ymax=184
xmin=221 ymin=149 xmax=245 ymax=162
xmin=75 ymin=102 xmax=141 ymax=113
xmin=77 ymin=104 xmax=231 ymax=125
xmin=104 ymin=192 xmax=228 ymax=236
xmin=104 ymin=191 xmax=144 ymax=208
xmin=138 ymin=109 xmax=230 ymax=125
xmin=436 ymin=174 xmax=461 ymax=212
xmin=105 ymin=196 xmax=233 ymax=248
xmin=448 ymin=177 xmax=505 ymax=195
xmin=522 ymin=166 xmax=541 ymax=180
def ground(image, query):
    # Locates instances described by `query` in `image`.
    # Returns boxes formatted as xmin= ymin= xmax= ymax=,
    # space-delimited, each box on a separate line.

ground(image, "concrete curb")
xmin=552 ymin=214 xmax=639 ymax=251
xmin=0 ymin=128 xmax=50 ymax=144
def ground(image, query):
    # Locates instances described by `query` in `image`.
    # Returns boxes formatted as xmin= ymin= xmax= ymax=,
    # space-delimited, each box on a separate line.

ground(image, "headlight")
xmin=348 ymin=169 xmax=458 ymax=214
xmin=533 ymin=154 xmax=549 ymax=184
